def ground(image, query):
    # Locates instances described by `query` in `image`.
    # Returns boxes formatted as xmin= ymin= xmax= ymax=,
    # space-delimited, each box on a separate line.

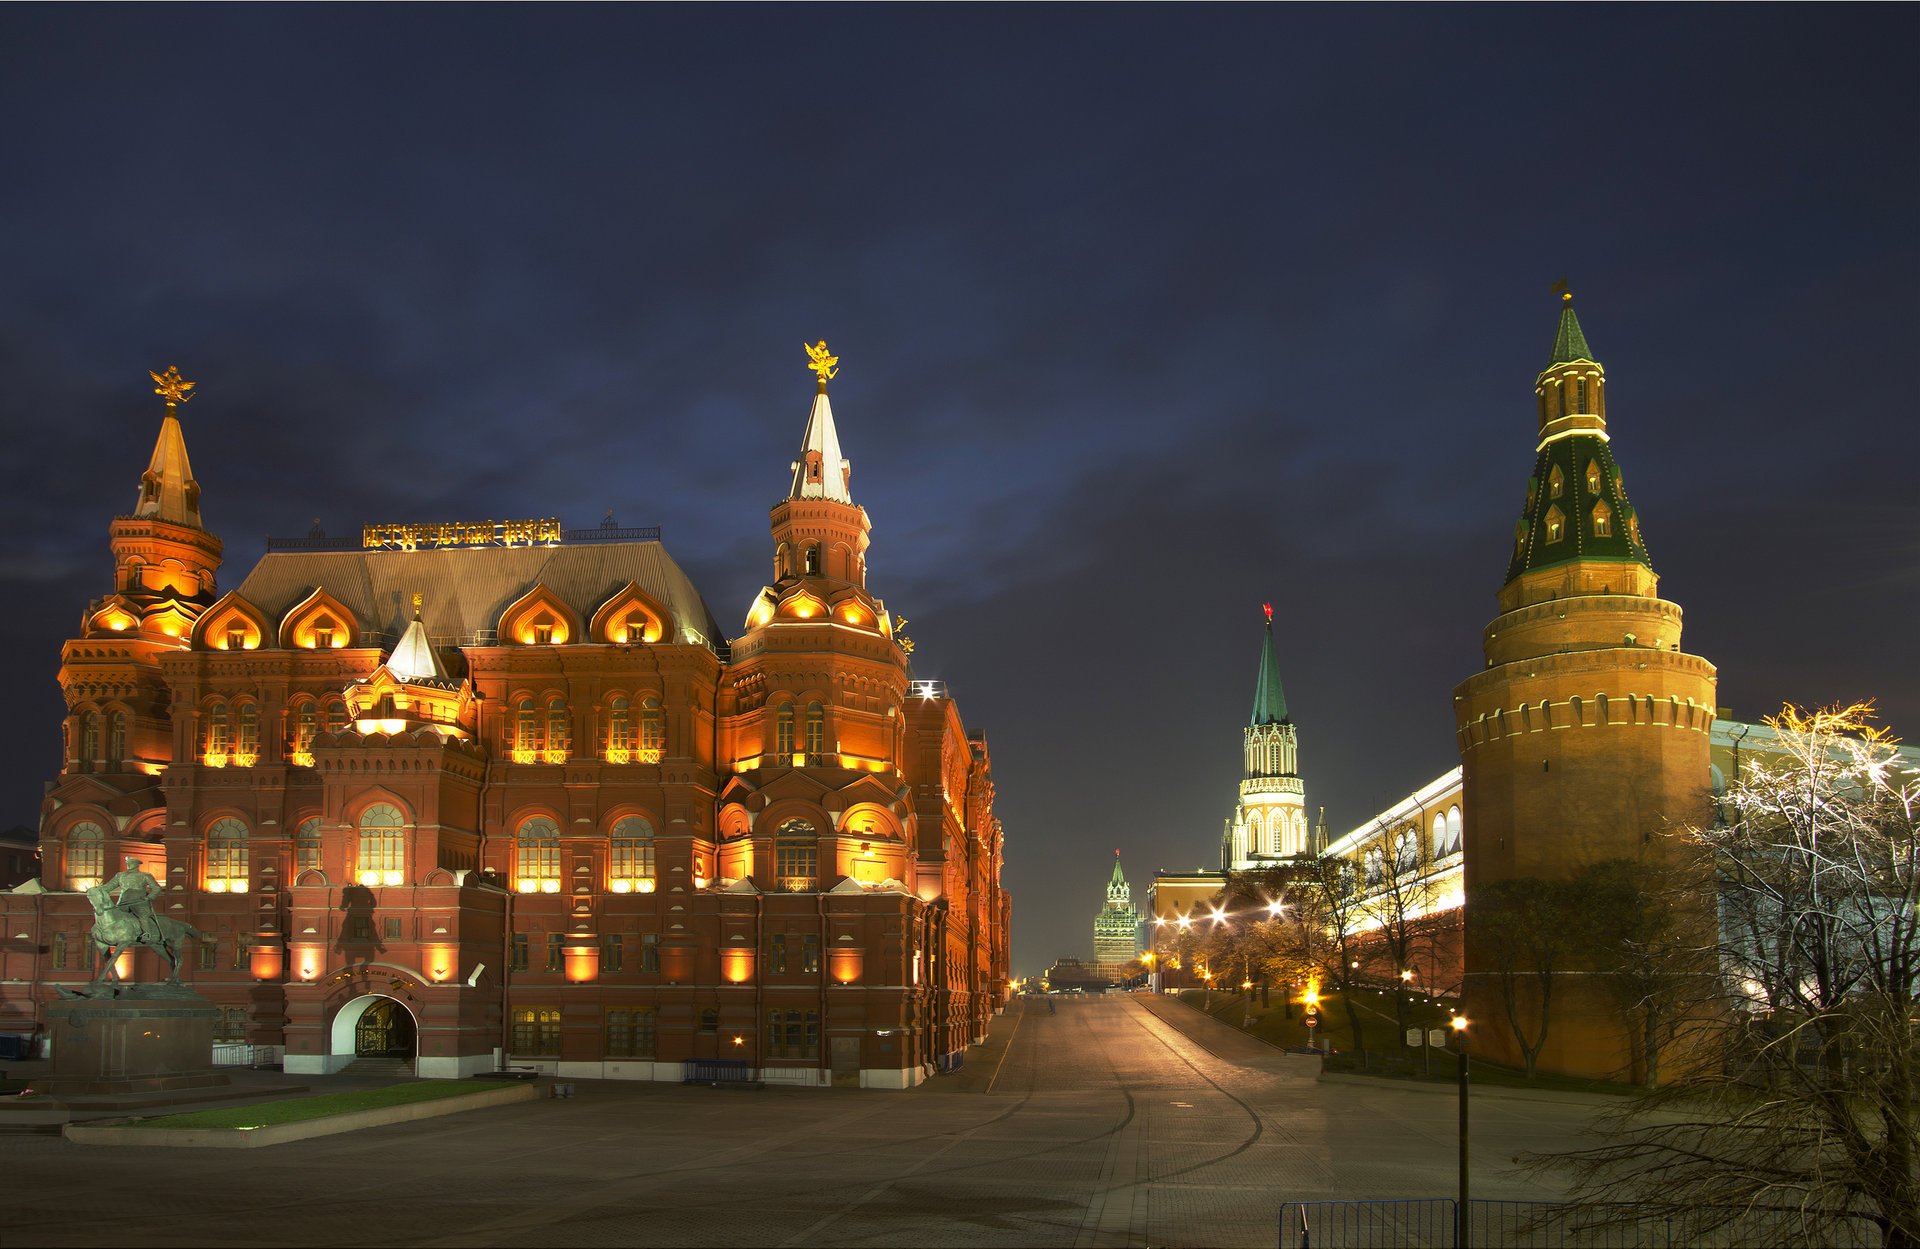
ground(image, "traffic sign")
xmin=1304 ymin=1014 xmax=1318 ymax=1029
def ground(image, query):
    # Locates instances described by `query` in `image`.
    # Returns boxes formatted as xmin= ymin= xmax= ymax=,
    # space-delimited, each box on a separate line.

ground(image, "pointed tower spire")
xmin=134 ymin=366 xmax=204 ymax=528
xmin=384 ymin=592 xmax=445 ymax=683
xmin=1505 ymin=288 xmax=1653 ymax=592
xmin=790 ymin=340 xmax=852 ymax=503
xmin=1250 ymin=603 xmax=1289 ymax=726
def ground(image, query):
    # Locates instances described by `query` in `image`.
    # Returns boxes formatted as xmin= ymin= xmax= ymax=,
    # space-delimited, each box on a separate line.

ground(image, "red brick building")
xmin=2 ymin=356 xmax=1011 ymax=1087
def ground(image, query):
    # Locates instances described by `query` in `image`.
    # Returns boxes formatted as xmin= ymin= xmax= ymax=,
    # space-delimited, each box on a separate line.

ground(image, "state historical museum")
xmin=2 ymin=347 xmax=1012 ymax=1088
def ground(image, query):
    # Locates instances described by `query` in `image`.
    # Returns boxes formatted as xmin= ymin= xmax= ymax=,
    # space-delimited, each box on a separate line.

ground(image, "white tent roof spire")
xmin=789 ymin=340 xmax=853 ymax=503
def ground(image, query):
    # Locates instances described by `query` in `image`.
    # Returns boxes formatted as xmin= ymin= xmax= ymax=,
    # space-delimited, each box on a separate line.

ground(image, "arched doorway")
xmin=329 ymin=993 xmax=418 ymax=1073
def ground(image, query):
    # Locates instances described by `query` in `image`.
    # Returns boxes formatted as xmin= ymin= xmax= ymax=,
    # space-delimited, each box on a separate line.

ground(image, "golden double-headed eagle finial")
xmin=804 ymin=340 xmax=839 ymax=389
xmin=150 ymin=365 xmax=196 ymax=408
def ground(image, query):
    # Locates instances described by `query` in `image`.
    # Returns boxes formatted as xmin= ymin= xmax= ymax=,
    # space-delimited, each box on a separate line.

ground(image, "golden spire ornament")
xmin=149 ymin=365 xmax=196 ymax=408
xmin=803 ymin=340 xmax=839 ymax=390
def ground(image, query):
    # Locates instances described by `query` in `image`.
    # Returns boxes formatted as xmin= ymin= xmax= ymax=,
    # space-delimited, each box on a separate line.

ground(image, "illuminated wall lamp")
xmin=249 ymin=934 xmax=283 ymax=981
xmin=295 ymin=948 xmax=321 ymax=981
xmin=113 ymin=949 xmax=135 ymax=981
xmin=563 ymin=937 xmax=600 ymax=983
xmin=721 ymin=947 xmax=754 ymax=984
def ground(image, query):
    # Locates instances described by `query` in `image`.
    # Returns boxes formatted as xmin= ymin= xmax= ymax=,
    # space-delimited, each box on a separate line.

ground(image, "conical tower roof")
xmin=134 ymin=368 xmax=203 ymax=527
xmin=1250 ymin=605 xmax=1289 ymax=726
xmin=1548 ymin=300 xmax=1595 ymax=365
xmin=789 ymin=342 xmax=853 ymax=503
xmin=384 ymin=595 xmax=445 ymax=683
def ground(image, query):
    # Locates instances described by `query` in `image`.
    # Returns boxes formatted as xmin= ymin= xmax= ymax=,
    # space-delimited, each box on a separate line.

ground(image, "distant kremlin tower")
xmin=1223 ymin=606 xmax=1321 ymax=869
xmin=1092 ymin=853 xmax=1142 ymax=967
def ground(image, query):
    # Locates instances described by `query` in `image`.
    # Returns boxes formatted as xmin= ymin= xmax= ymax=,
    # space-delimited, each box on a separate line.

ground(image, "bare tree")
xmin=1577 ymin=857 xmax=1716 ymax=1088
xmin=1364 ymin=817 xmax=1435 ymax=1049
xmin=1472 ymin=875 xmax=1581 ymax=1079
xmin=1545 ymin=704 xmax=1919 ymax=1248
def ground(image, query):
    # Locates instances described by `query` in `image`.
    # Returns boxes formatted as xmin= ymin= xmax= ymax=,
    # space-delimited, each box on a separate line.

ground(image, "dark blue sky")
xmin=3 ymin=7 xmax=1914 ymax=972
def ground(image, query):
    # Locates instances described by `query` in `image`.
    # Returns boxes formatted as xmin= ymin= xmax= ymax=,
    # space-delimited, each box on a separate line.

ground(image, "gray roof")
xmin=234 ymin=541 xmax=724 ymax=650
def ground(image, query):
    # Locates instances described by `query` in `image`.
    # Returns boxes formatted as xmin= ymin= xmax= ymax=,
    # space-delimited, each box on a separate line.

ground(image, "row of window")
xmin=509 ymin=1006 xmax=663 ymax=1057
xmin=1358 ymin=804 xmax=1463 ymax=886
xmin=512 ymin=696 xmax=664 ymax=765
xmin=510 ymin=933 xmax=663 ymax=974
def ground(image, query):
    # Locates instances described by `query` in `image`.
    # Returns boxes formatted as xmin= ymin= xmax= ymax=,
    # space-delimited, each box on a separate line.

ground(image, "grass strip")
xmin=145 ymin=1080 xmax=497 ymax=1130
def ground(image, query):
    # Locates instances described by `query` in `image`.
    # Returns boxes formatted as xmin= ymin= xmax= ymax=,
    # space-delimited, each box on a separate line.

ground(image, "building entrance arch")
xmin=330 ymin=993 xmax=418 ymax=1070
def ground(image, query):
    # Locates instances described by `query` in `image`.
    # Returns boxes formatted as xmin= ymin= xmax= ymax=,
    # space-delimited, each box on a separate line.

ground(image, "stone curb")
xmin=62 ymin=1082 xmax=539 ymax=1148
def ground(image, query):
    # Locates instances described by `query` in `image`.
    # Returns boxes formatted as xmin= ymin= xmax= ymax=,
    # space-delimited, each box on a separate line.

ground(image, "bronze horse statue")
xmin=83 ymin=885 xmax=206 ymax=987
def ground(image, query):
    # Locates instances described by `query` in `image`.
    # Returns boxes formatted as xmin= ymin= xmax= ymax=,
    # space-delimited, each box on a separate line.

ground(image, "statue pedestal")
xmin=46 ymin=987 xmax=229 ymax=1094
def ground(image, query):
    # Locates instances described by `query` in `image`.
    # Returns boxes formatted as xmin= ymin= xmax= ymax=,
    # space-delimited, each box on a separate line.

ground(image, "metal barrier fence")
xmin=1279 ymin=1199 xmax=1880 ymax=1248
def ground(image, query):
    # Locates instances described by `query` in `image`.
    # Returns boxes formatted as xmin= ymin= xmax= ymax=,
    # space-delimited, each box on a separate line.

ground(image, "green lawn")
xmin=146 ymin=1080 xmax=501 ymax=1130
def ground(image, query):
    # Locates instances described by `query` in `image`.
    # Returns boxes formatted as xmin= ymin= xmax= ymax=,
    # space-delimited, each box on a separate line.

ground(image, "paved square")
xmin=3 ymin=996 xmax=1609 ymax=1247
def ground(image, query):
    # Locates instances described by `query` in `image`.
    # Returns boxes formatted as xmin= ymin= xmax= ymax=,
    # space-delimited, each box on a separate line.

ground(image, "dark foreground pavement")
xmin=1 ymin=994 xmax=1608 ymax=1247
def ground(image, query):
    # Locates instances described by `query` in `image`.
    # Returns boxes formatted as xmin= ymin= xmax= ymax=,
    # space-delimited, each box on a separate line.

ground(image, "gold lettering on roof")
xmin=362 ymin=518 xmax=563 ymax=551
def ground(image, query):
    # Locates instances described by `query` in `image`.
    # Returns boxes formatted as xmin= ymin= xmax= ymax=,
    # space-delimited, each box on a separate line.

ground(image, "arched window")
xmin=802 ymin=701 xmax=825 ymax=757
xmin=203 ymin=702 xmax=230 ymax=766
xmin=775 ymin=818 xmax=818 ymax=892
xmin=515 ymin=816 xmax=561 ymax=893
xmin=291 ymin=700 xmax=318 ymax=766
xmin=610 ymin=815 xmax=656 ymax=892
xmin=234 ymin=702 xmax=259 ymax=766
xmin=1395 ymin=829 xmax=1419 ymax=874
xmin=544 ymin=698 xmax=569 ymax=764
xmin=107 ymin=710 xmax=127 ymax=768
xmin=324 ymin=699 xmax=350 ymax=734
xmin=639 ymin=697 xmax=664 ymax=761
xmin=803 ymin=545 xmax=820 ymax=575
xmin=206 ymin=817 xmax=249 ymax=892
xmin=514 ymin=697 xmax=537 ymax=763
xmin=66 ymin=822 xmax=105 ymax=889
xmin=1363 ymin=849 xmax=1383 ymax=887
xmin=775 ymin=703 xmax=795 ymax=759
xmin=356 ymin=804 xmax=406 ymax=887
xmin=1446 ymin=806 xmax=1462 ymax=855
xmin=295 ymin=817 xmax=323 ymax=875
xmin=606 ymin=697 xmax=632 ymax=763
xmin=1433 ymin=814 xmax=1448 ymax=859
xmin=79 ymin=711 xmax=100 ymax=771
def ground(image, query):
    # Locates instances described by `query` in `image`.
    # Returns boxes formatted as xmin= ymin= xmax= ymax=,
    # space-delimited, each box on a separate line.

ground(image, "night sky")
xmin=3 ymin=8 xmax=1915 ymax=974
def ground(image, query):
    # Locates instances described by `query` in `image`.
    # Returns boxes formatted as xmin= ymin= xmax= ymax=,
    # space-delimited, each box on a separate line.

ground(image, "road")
xmin=1 ymin=995 xmax=1609 ymax=1247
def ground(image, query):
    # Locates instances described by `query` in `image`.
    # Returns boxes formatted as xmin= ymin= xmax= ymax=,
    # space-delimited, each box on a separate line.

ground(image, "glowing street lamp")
xmin=1452 ymin=1014 xmax=1470 ymax=1244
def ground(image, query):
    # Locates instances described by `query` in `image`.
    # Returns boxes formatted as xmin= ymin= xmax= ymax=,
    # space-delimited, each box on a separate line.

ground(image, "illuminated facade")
xmin=1 ymin=351 xmax=1011 ymax=1088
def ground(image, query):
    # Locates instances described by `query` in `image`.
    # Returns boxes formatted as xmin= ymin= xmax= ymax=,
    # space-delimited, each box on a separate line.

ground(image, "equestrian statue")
xmin=83 ymin=856 xmax=207 ymax=988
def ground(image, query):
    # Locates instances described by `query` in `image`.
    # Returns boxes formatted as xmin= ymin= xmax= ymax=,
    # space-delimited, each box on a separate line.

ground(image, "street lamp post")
xmin=1452 ymin=1014 xmax=1470 ymax=1248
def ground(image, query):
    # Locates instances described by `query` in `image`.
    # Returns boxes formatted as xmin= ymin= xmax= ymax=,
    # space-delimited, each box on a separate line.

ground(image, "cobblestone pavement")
xmin=1 ymin=995 xmax=1608 ymax=1247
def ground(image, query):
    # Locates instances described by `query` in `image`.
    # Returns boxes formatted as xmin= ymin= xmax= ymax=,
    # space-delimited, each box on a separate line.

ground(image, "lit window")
xmin=803 ymin=701 xmax=825 ymax=757
xmin=1548 ymin=464 xmax=1564 ymax=499
xmin=291 ymin=701 xmax=317 ymax=766
xmin=775 ymin=819 xmax=818 ymax=892
xmin=609 ymin=816 xmax=655 ymax=892
xmin=203 ymin=702 xmax=230 ymax=766
xmin=295 ymin=817 xmax=323 ymax=875
xmin=1585 ymin=460 xmax=1603 ymax=494
xmin=356 ymin=803 xmax=406 ymax=886
xmin=544 ymin=698 xmax=569 ymax=763
xmin=205 ymin=817 xmax=249 ymax=892
xmin=638 ymin=697 xmax=664 ymax=762
xmin=606 ymin=697 xmax=632 ymax=763
xmin=107 ymin=711 xmax=127 ymax=769
xmin=511 ymin=1007 xmax=561 ymax=1055
xmin=1544 ymin=505 xmax=1565 ymax=543
xmin=66 ymin=822 xmax=104 ymax=890
xmin=324 ymin=700 xmax=349 ymax=734
xmin=775 ymin=703 xmax=795 ymax=758
xmin=1591 ymin=500 xmax=1613 ymax=538
xmin=514 ymin=698 xmax=537 ymax=763
xmin=515 ymin=816 xmax=561 ymax=893
xmin=233 ymin=702 xmax=259 ymax=766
